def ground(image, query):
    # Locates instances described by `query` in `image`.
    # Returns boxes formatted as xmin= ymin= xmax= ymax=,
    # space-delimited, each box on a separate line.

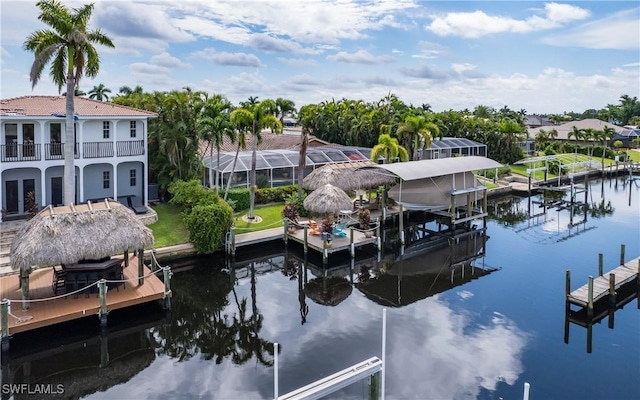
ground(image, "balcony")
xmin=1 ymin=140 xmax=145 ymax=162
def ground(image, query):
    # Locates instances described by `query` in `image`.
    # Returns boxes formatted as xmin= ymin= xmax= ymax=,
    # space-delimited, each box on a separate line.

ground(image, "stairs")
xmin=0 ymin=221 xmax=25 ymax=275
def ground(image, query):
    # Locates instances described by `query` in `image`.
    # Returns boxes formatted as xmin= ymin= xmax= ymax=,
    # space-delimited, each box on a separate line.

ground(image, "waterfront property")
xmin=1 ymin=200 xmax=170 ymax=349
xmin=0 ymin=96 xmax=156 ymax=221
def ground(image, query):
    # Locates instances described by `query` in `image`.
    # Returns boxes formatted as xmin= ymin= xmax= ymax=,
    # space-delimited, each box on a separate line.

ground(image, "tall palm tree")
xmin=197 ymin=94 xmax=234 ymax=193
xmin=297 ymin=104 xmax=317 ymax=199
xmin=25 ymin=0 xmax=114 ymax=205
xmin=61 ymin=87 xmax=87 ymax=96
xmin=275 ymin=97 xmax=296 ymax=131
xmin=395 ymin=115 xmax=439 ymax=160
xmin=371 ymin=133 xmax=408 ymax=163
xmin=88 ymin=83 xmax=111 ymax=101
xmin=118 ymin=85 xmax=144 ymax=96
xmin=230 ymin=100 xmax=281 ymax=218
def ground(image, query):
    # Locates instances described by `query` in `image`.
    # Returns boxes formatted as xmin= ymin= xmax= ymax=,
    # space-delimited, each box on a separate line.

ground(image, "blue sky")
xmin=1 ymin=1 xmax=638 ymax=114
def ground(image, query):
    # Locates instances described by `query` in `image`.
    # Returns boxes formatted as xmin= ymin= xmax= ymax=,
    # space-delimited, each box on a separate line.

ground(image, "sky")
xmin=0 ymin=0 xmax=638 ymax=115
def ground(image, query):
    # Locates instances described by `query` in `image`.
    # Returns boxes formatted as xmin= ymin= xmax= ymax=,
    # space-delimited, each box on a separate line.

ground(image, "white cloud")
xmin=191 ymin=48 xmax=263 ymax=68
xmin=277 ymin=58 xmax=317 ymax=67
xmin=326 ymin=50 xmax=394 ymax=64
xmin=622 ymin=62 xmax=640 ymax=68
xmin=426 ymin=2 xmax=591 ymax=38
xmin=452 ymin=63 xmax=477 ymax=73
xmin=541 ymin=8 xmax=640 ymax=50
xmin=0 ymin=47 xmax=8 ymax=64
xmin=411 ymin=41 xmax=448 ymax=59
xmin=150 ymin=52 xmax=190 ymax=69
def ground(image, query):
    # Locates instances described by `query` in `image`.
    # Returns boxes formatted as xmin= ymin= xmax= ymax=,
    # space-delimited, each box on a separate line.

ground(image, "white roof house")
xmin=0 ymin=96 xmax=156 ymax=220
xmin=527 ymin=119 xmax=624 ymax=141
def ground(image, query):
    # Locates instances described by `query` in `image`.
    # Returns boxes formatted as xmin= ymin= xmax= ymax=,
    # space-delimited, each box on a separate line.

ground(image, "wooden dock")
xmin=285 ymin=225 xmax=378 ymax=265
xmin=566 ymin=257 xmax=639 ymax=308
xmin=0 ymin=258 xmax=165 ymax=335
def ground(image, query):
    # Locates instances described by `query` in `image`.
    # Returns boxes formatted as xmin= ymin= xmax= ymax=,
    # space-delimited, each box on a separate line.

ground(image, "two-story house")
xmin=0 ymin=96 xmax=156 ymax=221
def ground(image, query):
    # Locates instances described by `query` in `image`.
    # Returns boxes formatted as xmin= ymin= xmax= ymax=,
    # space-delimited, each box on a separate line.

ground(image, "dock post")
xmin=376 ymin=218 xmax=381 ymax=250
xmin=598 ymin=253 xmax=603 ymax=276
xmin=1 ymin=299 xmax=9 ymax=353
xmin=368 ymin=370 xmax=381 ymax=400
xmin=523 ymin=382 xmax=530 ymax=400
xmin=619 ymin=244 xmax=625 ymax=266
xmin=151 ymin=250 xmax=157 ymax=272
xmin=163 ymin=267 xmax=172 ymax=310
xmin=231 ymin=226 xmax=236 ymax=257
xmin=20 ymin=273 xmax=29 ymax=310
xmin=98 ymin=279 xmax=108 ymax=327
xmin=138 ymin=248 xmax=144 ymax=286
xmin=303 ymin=226 xmax=308 ymax=255
xmin=283 ymin=219 xmax=288 ymax=245
xmin=350 ymin=228 xmax=355 ymax=258
xmin=565 ymin=270 xmax=571 ymax=300
xmin=587 ymin=275 xmax=594 ymax=320
xmin=608 ymin=273 xmax=616 ymax=329
xmin=323 ymin=247 xmax=328 ymax=266
xmin=399 ymin=206 xmax=405 ymax=246
xmin=124 ymin=249 xmax=129 ymax=268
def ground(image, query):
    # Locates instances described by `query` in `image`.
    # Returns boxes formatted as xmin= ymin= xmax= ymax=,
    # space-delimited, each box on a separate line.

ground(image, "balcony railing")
xmin=117 ymin=140 xmax=145 ymax=156
xmin=83 ymin=142 xmax=115 ymax=158
xmin=1 ymin=141 xmax=142 ymax=162
xmin=44 ymin=143 xmax=80 ymax=160
xmin=1 ymin=143 xmax=41 ymax=162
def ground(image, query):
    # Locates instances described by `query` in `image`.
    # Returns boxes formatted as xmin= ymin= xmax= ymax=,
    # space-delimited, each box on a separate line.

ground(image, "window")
xmin=103 ymin=121 xmax=110 ymax=139
xmin=50 ymin=123 xmax=62 ymax=155
xmin=103 ymin=171 xmax=110 ymax=189
xmin=130 ymin=121 xmax=137 ymax=138
xmin=130 ymin=169 xmax=136 ymax=186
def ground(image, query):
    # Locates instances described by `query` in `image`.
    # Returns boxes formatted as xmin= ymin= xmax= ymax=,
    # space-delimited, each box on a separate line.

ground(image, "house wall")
xmin=116 ymin=162 xmax=144 ymax=203
xmin=1 ymin=168 xmax=41 ymax=214
xmin=83 ymin=164 xmax=114 ymax=201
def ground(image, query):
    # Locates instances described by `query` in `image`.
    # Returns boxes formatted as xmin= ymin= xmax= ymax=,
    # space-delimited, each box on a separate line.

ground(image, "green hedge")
xmin=183 ymin=203 xmax=234 ymax=254
xmin=227 ymin=188 xmax=250 ymax=211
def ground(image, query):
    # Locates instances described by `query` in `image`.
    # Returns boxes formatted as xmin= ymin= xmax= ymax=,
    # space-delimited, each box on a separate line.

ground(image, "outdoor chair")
xmin=333 ymin=222 xmax=348 ymax=237
xmin=52 ymin=266 xmax=67 ymax=295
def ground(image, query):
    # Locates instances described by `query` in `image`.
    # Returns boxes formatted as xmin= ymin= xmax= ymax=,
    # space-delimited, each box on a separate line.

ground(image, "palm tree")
xmin=118 ymin=85 xmax=143 ymax=96
xmin=297 ymin=104 xmax=317 ymax=199
xmin=61 ymin=87 xmax=87 ymax=96
xmin=88 ymin=83 xmax=111 ymax=101
xmin=230 ymin=100 xmax=281 ymax=218
xmin=25 ymin=0 xmax=114 ymax=205
xmin=568 ymin=126 xmax=584 ymax=154
xmin=395 ymin=115 xmax=439 ymax=160
xmin=371 ymin=133 xmax=408 ymax=163
xmin=275 ymin=98 xmax=296 ymax=131
xmin=197 ymin=94 xmax=234 ymax=193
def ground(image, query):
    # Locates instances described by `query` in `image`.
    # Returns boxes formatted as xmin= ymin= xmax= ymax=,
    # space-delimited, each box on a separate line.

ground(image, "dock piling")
xmin=1 ymin=299 xmax=9 ymax=352
xmin=231 ymin=226 xmax=236 ymax=257
xmin=587 ymin=276 xmax=594 ymax=319
xmin=124 ymin=249 xmax=129 ymax=268
xmin=619 ymin=244 xmax=625 ymax=266
xmin=350 ymin=228 xmax=355 ymax=258
xmin=163 ymin=267 xmax=172 ymax=310
xmin=98 ymin=279 xmax=108 ymax=327
xmin=303 ymin=226 xmax=308 ymax=255
xmin=598 ymin=253 xmax=603 ymax=276
xmin=283 ymin=219 xmax=289 ymax=245
xmin=138 ymin=248 xmax=144 ymax=285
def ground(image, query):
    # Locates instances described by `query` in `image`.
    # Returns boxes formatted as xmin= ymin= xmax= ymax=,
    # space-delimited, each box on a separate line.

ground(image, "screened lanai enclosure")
xmin=420 ymin=137 xmax=486 ymax=160
xmin=202 ymin=146 xmax=372 ymax=189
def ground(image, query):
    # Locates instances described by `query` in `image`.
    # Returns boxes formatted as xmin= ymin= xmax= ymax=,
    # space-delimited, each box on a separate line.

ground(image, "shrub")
xmin=357 ymin=209 xmax=371 ymax=230
xmin=183 ymin=202 xmax=234 ymax=254
xmin=285 ymin=191 xmax=310 ymax=217
xmin=168 ymin=179 xmax=219 ymax=212
xmin=613 ymin=140 xmax=623 ymax=149
xmin=226 ymin=188 xmax=250 ymax=211
xmin=256 ymin=185 xmax=297 ymax=204
xmin=543 ymin=145 xmax=556 ymax=156
xmin=281 ymin=202 xmax=299 ymax=223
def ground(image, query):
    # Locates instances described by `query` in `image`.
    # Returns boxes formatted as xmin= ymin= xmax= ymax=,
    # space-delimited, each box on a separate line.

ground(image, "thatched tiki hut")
xmin=10 ymin=200 xmax=154 ymax=306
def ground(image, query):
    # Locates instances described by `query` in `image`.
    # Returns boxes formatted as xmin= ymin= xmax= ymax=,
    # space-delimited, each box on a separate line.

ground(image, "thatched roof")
xmin=303 ymin=161 xmax=395 ymax=193
xmin=10 ymin=200 xmax=154 ymax=273
xmin=304 ymin=276 xmax=353 ymax=306
xmin=303 ymin=184 xmax=353 ymax=214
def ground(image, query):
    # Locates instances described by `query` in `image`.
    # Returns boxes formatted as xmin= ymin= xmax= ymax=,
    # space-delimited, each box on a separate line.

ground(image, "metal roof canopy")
xmin=373 ymin=156 xmax=502 ymax=181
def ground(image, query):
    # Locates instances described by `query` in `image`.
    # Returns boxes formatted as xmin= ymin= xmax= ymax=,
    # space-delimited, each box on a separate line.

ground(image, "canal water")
xmin=3 ymin=176 xmax=639 ymax=399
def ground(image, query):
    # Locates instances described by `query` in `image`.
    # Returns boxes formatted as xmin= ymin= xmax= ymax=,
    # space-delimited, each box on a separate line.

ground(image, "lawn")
xmin=149 ymin=203 xmax=190 ymax=248
xmin=627 ymin=149 xmax=640 ymax=162
xmin=233 ymin=203 xmax=286 ymax=233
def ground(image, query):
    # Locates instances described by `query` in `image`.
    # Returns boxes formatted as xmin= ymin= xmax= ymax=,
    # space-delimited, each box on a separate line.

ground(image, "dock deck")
xmin=567 ymin=257 xmax=639 ymax=307
xmin=0 ymin=258 xmax=165 ymax=335
xmin=286 ymin=226 xmax=377 ymax=257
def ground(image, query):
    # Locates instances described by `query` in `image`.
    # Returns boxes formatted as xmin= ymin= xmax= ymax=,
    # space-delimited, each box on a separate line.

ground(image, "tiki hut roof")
xmin=10 ymin=200 xmax=154 ymax=274
xmin=303 ymin=184 xmax=353 ymax=214
xmin=303 ymin=161 xmax=395 ymax=193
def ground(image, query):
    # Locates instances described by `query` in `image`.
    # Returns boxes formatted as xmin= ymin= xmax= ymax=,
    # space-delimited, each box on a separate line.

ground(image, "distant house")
xmin=527 ymin=119 xmax=624 ymax=143
xmin=524 ymin=115 xmax=553 ymax=129
xmin=420 ymin=137 xmax=487 ymax=160
xmin=613 ymin=128 xmax=640 ymax=148
xmin=0 ymin=96 xmax=156 ymax=219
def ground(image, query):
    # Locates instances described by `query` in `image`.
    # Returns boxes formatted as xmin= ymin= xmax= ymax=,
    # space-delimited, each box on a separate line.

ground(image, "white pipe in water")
xmin=274 ymin=342 xmax=279 ymax=400
xmin=381 ymin=308 xmax=387 ymax=400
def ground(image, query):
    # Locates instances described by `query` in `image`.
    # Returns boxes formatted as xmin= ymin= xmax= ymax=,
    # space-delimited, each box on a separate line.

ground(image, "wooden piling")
xmin=138 ymin=249 xmax=144 ymax=285
xmin=1 ymin=300 xmax=9 ymax=344
xmin=303 ymin=226 xmax=308 ymax=255
xmin=598 ymin=253 xmax=603 ymax=276
xmin=609 ymin=273 xmax=616 ymax=307
xmin=230 ymin=226 xmax=236 ymax=257
xmin=619 ymin=244 xmax=625 ymax=266
xmin=163 ymin=267 xmax=172 ymax=310
xmin=124 ymin=249 xmax=129 ymax=268
xmin=399 ymin=205 xmax=405 ymax=245
xmin=350 ymin=228 xmax=355 ymax=258
xmin=376 ymin=218 xmax=381 ymax=250
xmin=98 ymin=279 xmax=108 ymax=327
xmin=283 ymin=219 xmax=289 ymax=245
xmin=565 ymin=270 xmax=571 ymax=300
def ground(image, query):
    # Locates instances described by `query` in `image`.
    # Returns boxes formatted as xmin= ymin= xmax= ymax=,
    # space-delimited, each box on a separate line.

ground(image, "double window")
xmin=130 ymin=121 xmax=137 ymax=138
xmin=130 ymin=169 xmax=136 ymax=186
xmin=103 ymin=121 xmax=110 ymax=139
xmin=103 ymin=171 xmax=110 ymax=189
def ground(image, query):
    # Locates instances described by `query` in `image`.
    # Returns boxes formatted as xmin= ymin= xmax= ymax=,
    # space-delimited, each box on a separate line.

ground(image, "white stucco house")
xmin=0 ymin=96 xmax=156 ymax=221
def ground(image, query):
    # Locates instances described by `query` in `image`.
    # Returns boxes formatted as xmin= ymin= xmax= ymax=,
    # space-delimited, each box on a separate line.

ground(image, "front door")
xmin=51 ymin=177 xmax=63 ymax=206
xmin=5 ymin=180 xmax=18 ymax=213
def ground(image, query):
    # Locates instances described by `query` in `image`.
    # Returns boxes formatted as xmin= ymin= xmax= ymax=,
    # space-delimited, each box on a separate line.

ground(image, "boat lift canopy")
xmin=372 ymin=156 xmax=502 ymax=181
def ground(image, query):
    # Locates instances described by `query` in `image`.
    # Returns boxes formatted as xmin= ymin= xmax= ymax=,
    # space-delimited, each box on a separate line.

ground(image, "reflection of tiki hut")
xmin=10 ymin=200 xmax=154 ymax=300
xmin=304 ymin=276 xmax=353 ymax=306
xmin=303 ymin=161 xmax=395 ymax=193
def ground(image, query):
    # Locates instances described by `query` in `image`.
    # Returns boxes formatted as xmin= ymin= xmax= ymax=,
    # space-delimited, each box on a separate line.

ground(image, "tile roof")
xmin=198 ymin=131 xmax=330 ymax=155
xmin=527 ymin=119 xmax=625 ymax=140
xmin=0 ymin=96 xmax=156 ymax=117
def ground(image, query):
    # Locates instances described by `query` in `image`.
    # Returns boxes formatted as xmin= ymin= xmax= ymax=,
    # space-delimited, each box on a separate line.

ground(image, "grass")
xmin=626 ymin=149 xmax=640 ymax=162
xmin=234 ymin=203 xmax=286 ymax=233
xmin=149 ymin=203 xmax=190 ymax=248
